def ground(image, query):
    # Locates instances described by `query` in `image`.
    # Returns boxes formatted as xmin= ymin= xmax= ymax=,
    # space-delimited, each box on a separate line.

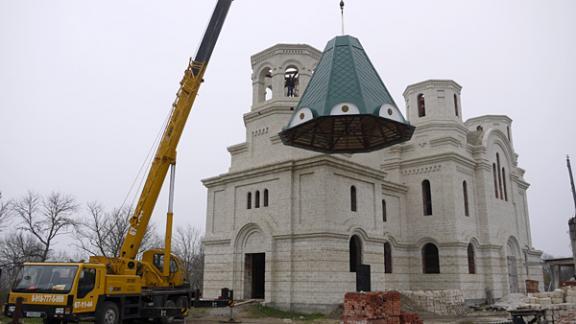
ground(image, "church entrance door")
xmin=244 ymin=253 xmax=265 ymax=299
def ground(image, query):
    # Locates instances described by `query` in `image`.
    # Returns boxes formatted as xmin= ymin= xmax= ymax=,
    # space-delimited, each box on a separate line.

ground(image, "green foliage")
xmin=249 ymin=304 xmax=325 ymax=321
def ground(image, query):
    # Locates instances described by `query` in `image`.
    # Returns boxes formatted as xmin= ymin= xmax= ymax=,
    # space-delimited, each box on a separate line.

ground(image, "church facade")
xmin=201 ymin=42 xmax=543 ymax=312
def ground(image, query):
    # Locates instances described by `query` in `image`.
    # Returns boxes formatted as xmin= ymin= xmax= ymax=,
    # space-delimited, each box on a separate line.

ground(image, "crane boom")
xmin=120 ymin=0 xmax=233 ymax=261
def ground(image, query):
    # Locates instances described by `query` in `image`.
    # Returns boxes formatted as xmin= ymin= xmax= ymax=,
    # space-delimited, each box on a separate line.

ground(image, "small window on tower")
xmin=263 ymin=189 xmax=269 ymax=207
xmin=350 ymin=186 xmax=357 ymax=212
xmin=422 ymin=180 xmax=432 ymax=216
xmin=454 ymin=94 xmax=459 ymax=117
xmin=463 ymin=181 xmax=469 ymax=216
xmin=417 ymin=94 xmax=426 ymax=117
xmin=255 ymin=191 xmax=260 ymax=208
xmin=382 ymin=199 xmax=387 ymax=222
xmin=247 ymin=192 xmax=252 ymax=209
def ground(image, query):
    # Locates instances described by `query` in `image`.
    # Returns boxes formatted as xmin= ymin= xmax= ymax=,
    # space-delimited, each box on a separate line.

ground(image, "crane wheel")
xmin=176 ymin=296 xmax=190 ymax=319
xmin=96 ymin=301 xmax=120 ymax=324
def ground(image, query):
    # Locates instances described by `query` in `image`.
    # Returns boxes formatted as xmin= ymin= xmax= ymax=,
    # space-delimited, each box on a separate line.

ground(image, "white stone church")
xmin=201 ymin=38 xmax=543 ymax=312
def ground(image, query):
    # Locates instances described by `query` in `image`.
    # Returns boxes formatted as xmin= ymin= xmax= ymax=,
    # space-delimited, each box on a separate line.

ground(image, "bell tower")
xmin=403 ymin=80 xmax=463 ymax=126
xmin=251 ymin=44 xmax=321 ymax=110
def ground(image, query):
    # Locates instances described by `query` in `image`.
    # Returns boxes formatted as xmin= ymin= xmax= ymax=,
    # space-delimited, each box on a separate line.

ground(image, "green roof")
xmin=296 ymin=35 xmax=402 ymax=120
xmin=280 ymin=35 xmax=414 ymax=154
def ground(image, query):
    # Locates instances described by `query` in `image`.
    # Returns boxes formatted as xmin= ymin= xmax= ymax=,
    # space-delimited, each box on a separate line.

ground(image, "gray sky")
xmin=1 ymin=0 xmax=575 ymax=257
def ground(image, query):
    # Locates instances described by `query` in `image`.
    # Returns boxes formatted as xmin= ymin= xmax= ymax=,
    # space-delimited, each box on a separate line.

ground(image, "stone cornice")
xmin=382 ymin=182 xmax=409 ymax=193
xmin=203 ymin=238 xmax=232 ymax=246
xmin=244 ymin=104 xmax=294 ymax=123
xmin=465 ymin=115 xmax=512 ymax=126
xmin=250 ymin=44 xmax=322 ymax=66
xmin=392 ymin=151 xmax=477 ymax=171
xmin=403 ymin=79 xmax=462 ymax=97
xmin=412 ymin=121 xmax=470 ymax=136
xmin=227 ymin=142 xmax=248 ymax=155
xmin=202 ymin=155 xmax=389 ymax=188
xmin=202 ymin=161 xmax=294 ymax=187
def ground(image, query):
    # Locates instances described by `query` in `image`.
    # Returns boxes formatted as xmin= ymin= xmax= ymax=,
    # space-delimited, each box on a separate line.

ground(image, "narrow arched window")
xmin=384 ymin=242 xmax=392 ymax=274
xmin=263 ymin=189 xmax=269 ymax=207
xmin=467 ymin=243 xmax=476 ymax=274
xmin=417 ymin=94 xmax=426 ymax=117
xmin=496 ymin=153 xmax=503 ymax=199
xmin=255 ymin=191 xmax=260 ymax=208
xmin=463 ymin=181 xmax=469 ymax=216
xmin=492 ymin=163 xmax=499 ymax=199
xmin=507 ymin=126 xmax=511 ymax=141
xmin=422 ymin=180 xmax=432 ymax=216
xmin=382 ymin=199 xmax=387 ymax=222
xmin=502 ymin=168 xmax=508 ymax=201
xmin=422 ymin=243 xmax=440 ymax=274
xmin=349 ymin=235 xmax=362 ymax=272
xmin=350 ymin=186 xmax=357 ymax=212
xmin=454 ymin=94 xmax=459 ymax=116
xmin=247 ymin=192 xmax=252 ymax=209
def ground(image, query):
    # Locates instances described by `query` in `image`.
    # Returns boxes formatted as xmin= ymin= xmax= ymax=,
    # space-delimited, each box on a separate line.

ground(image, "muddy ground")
xmin=184 ymin=303 xmax=511 ymax=324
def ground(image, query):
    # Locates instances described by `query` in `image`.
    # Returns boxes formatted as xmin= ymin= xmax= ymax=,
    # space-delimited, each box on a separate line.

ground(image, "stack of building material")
xmin=399 ymin=290 xmax=466 ymax=316
xmin=342 ymin=291 xmax=422 ymax=324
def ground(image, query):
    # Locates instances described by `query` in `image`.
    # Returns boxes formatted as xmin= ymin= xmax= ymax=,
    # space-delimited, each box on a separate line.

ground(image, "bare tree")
xmin=0 ymin=191 xmax=10 ymax=231
xmin=75 ymin=202 xmax=161 ymax=258
xmin=11 ymin=191 xmax=78 ymax=261
xmin=173 ymin=224 xmax=204 ymax=290
xmin=0 ymin=232 xmax=44 ymax=292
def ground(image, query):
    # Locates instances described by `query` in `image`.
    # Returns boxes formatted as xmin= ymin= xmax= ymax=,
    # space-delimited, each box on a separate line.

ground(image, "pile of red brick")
xmin=342 ymin=291 xmax=423 ymax=324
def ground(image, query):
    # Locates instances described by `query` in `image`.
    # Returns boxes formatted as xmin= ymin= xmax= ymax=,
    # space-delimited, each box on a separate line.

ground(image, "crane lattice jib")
xmin=119 ymin=0 xmax=233 ymax=261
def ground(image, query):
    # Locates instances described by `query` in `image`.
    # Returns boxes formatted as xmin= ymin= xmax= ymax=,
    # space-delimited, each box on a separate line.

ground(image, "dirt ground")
xmin=184 ymin=304 xmax=511 ymax=324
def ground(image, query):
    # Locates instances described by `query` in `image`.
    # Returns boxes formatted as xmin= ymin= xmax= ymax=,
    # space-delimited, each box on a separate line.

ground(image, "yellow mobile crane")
xmin=4 ymin=1 xmax=233 ymax=323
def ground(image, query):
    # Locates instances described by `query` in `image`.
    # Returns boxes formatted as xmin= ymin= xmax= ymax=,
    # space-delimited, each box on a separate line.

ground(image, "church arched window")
xmin=263 ymin=189 xmax=269 ymax=207
xmin=463 ymin=181 xmax=469 ymax=216
xmin=492 ymin=163 xmax=499 ymax=199
xmin=349 ymin=235 xmax=362 ymax=272
xmin=454 ymin=94 xmax=459 ymax=116
xmin=422 ymin=180 xmax=432 ymax=216
xmin=422 ymin=243 xmax=440 ymax=274
xmin=384 ymin=242 xmax=392 ymax=273
xmin=502 ymin=168 xmax=508 ymax=201
xmin=417 ymin=94 xmax=426 ymax=117
xmin=496 ymin=153 xmax=503 ymax=199
xmin=247 ymin=192 xmax=252 ymax=209
xmin=467 ymin=243 xmax=476 ymax=274
xmin=255 ymin=191 xmax=260 ymax=208
xmin=382 ymin=199 xmax=387 ymax=222
xmin=350 ymin=186 xmax=357 ymax=212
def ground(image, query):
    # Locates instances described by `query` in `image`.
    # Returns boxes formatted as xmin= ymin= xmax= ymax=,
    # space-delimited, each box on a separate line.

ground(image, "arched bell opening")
xmin=256 ymin=67 xmax=273 ymax=103
xmin=284 ymin=66 xmax=300 ymax=97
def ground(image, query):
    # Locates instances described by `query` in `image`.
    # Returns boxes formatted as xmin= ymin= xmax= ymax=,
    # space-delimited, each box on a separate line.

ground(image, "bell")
xmin=280 ymin=35 xmax=415 ymax=153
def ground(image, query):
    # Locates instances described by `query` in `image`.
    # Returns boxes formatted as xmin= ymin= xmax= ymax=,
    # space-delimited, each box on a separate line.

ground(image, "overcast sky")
xmin=1 ymin=0 xmax=575 ymax=257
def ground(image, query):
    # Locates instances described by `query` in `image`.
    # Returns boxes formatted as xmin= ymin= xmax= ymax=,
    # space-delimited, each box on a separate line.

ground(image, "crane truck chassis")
xmin=3 ymin=1 xmax=234 ymax=323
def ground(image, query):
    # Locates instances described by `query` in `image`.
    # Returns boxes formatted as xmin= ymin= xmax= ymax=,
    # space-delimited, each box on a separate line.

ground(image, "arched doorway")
xmin=349 ymin=235 xmax=362 ymax=272
xmin=238 ymin=227 xmax=266 ymax=299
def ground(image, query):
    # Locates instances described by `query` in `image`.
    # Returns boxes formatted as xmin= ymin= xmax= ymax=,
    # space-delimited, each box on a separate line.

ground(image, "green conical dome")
xmin=280 ymin=35 xmax=414 ymax=154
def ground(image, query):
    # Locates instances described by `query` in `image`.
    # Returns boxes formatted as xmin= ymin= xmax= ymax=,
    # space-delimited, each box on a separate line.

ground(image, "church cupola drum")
xmin=280 ymin=35 xmax=415 ymax=153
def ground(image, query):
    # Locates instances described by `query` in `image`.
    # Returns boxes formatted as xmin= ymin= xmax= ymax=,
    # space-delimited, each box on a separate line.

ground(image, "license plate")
xmin=26 ymin=311 xmax=42 ymax=317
